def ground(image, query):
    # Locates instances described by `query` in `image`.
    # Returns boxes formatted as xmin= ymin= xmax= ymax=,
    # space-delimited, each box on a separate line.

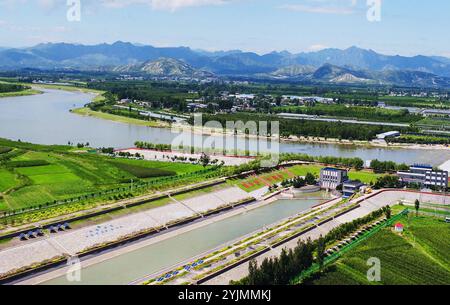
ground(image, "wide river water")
xmin=43 ymin=194 xmax=329 ymax=285
xmin=0 ymin=88 xmax=449 ymax=166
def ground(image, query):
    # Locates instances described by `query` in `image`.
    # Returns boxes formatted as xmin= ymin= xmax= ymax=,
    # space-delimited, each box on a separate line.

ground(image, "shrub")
xmin=6 ymin=160 xmax=50 ymax=168
xmin=113 ymin=162 xmax=176 ymax=179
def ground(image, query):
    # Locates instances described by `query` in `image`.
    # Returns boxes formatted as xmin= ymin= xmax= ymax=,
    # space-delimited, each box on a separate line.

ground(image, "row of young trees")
xmin=134 ymin=142 xmax=172 ymax=151
xmin=281 ymin=173 xmax=317 ymax=188
xmin=198 ymin=113 xmax=416 ymax=142
xmin=274 ymin=104 xmax=421 ymax=123
xmin=280 ymin=153 xmax=364 ymax=169
xmin=373 ymin=175 xmax=402 ymax=189
xmin=234 ymin=239 xmax=315 ymax=285
xmin=0 ymin=83 xmax=27 ymax=93
xmin=388 ymin=135 xmax=450 ymax=145
xmin=370 ymin=159 xmax=409 ymax=173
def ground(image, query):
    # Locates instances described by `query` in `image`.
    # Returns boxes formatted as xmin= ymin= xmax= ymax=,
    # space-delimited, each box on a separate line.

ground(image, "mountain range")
xmin=1 ymin=41 xmax=450 ymax=87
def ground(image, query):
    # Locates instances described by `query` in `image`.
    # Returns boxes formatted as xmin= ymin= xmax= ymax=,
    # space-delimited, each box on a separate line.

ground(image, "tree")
xmin=316 ymin=236 xmax=327 ymax=269
xmin=305 ymin=173 xmax=317 ymax=185
xmin=199 ymin=153 xmax=211 ymax=167
xmin=384 ymin=205 xmax=392 ymax=219
xmin=415 ymin=199 xmax=420 ymax=216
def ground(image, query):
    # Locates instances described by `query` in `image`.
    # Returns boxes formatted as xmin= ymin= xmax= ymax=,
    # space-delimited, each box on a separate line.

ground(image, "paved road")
xmin=278 ymin=113 xmax=410 ymax=128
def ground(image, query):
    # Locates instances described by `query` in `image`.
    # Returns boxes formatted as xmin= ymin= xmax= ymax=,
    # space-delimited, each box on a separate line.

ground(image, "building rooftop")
xmin=343 ymin=180 xmax=365 ymax=187
xmin=322 ymin=167 xmax=347 ymax=172
xmin=376 ymin=131 xmax=401 ymax=139
xmin=411 ymin=164 xmax=433 ymax=170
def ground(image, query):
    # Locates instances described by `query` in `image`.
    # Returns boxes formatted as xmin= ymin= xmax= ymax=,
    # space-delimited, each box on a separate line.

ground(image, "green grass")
xmin=348 ymin=170 xmax=383 ymax=184
xmin=6 ymin=160 xmax=50 ymax=168
xmin=0 ymin=147 xmax=13 ymax=154
xmin=111 ymin=158 xmax=205 ymax=175
xmin=306 ymin=215 xmax=450 ymax=285
xmin=71 ymin=107 xmax=169 ymax=128
xmin=417 ymin=117 xmax=450 ymax=127
xmin=0 ymin=88 xmax=42 ymax=98
xmin=0 ymin=169 xmax=18 ymax=193
xmin=113 ymin=162 xmax=176 ymax=179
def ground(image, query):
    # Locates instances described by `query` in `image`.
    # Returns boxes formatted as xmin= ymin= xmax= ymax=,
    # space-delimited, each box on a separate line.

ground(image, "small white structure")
xmin=376 ymin=131 xmax=401 ymax=140
xmin=394 ymin=223 xmax=404 ymax=233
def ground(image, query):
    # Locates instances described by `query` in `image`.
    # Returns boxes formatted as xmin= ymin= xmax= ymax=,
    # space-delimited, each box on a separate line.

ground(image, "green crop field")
xmin=0 ymin=139 xmax=209 ymax=212
xmin=113 ymin=162 xmax=176 ymax=179
xmin=111 ymin=158 xmax=204 ymax=175
xmin=306 ymin=214 xmax=450 ymax=285
xmin=0 ymin=169 xmax=19 ymax=193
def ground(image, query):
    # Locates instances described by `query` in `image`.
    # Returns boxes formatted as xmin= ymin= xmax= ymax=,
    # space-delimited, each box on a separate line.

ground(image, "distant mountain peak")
xmin=113 ymin=57 xmax=213 ymax=78
xmin=0 ymin=42 xmax=449 ymax=87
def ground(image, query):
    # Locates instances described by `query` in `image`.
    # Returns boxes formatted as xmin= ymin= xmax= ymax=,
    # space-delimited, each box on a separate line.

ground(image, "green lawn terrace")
xmin=0 ymin=140 xmax=209 ymax=214
xmin=305 ymin=212 xmax=450 ymax=285
xmin=230 ymin=164 xmax=382 ymax=193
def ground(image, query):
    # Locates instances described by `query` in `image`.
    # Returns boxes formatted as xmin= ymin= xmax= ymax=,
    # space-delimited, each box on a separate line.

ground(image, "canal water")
xmin=43 ymin=194 xmax=329 ymax=285
xmin=0 ymin=88 xmax=449 ymax=165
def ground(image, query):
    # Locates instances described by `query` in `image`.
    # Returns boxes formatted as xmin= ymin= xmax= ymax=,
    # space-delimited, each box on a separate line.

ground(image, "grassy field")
xmin=347 ymin=170 xmax=383 ymax=184
xmin=0 ymin=169 xmax=19 ymax=192
xmin=71 ymin=107 xmax=169 ymax=128
xmin=112 ymin=158 xmax=205 ymax=175
xmin=306 ymin=214 xmax=450 ymax=285
xmin=30 ymin=83 xmax=104 ymax=94
xmin=0 ymin=140 xmax=207 ymax=212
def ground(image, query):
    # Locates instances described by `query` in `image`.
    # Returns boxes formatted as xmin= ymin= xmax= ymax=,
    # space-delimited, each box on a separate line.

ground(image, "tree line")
xmin=196 ymin=113 xmax=416 ymax=141
xmin=274 ymin=104 xmax=422 ymax=123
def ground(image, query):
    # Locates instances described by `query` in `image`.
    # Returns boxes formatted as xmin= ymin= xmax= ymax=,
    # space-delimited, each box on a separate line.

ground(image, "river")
xmin=0 ymin=88 xmax=449 ymax=165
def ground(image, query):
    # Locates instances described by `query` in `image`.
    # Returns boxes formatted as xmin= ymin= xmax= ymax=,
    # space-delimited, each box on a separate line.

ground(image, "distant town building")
xmin=119 ymin=98 xmax=132 ymax=104
xmin=397 ymin=164 xmax=449 ymax=189
xmin=187 ymin=103 xmax=208 ymax=112
xmin=343 ymin=180 xmax=365 ymax=198
xmin=421 ymin=109 xmax=450 ymax=117
xmin=320 ymin=167 xmax=349 ymax=190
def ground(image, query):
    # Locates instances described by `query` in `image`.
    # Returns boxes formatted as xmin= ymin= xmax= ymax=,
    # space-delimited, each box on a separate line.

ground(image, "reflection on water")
xmin=0 ymin=89 xmax=448 ymax=165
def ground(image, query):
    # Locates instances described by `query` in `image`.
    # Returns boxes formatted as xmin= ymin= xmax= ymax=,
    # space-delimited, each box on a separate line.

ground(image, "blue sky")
xmin=0 ymin=0 xmax=449 ymax=57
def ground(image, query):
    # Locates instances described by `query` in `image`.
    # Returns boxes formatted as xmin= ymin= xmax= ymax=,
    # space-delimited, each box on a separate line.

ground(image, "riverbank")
xmin=0 ymin=89 xmax=42 ymax=98
xmin=71 ymin=107 xmax=170 ymax=128
xmin=31 ymin=83 xmax=104 ymax=95
xmin=172 ymin=123 xmax=450 ymax=151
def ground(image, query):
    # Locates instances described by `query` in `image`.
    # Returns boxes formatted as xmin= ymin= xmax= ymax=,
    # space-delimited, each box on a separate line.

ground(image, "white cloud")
xmin=280 ymin=0 xmax=359 ymax=15
xmin=0 ymin=0 xmax=231 ymax=11
xmin=281 ymin=4 xmax=355 ymax=14
xmin=99 ymin=0 xmax=229 ymax=11
xmin=308 ymin=44 xmax=328 ymax=51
